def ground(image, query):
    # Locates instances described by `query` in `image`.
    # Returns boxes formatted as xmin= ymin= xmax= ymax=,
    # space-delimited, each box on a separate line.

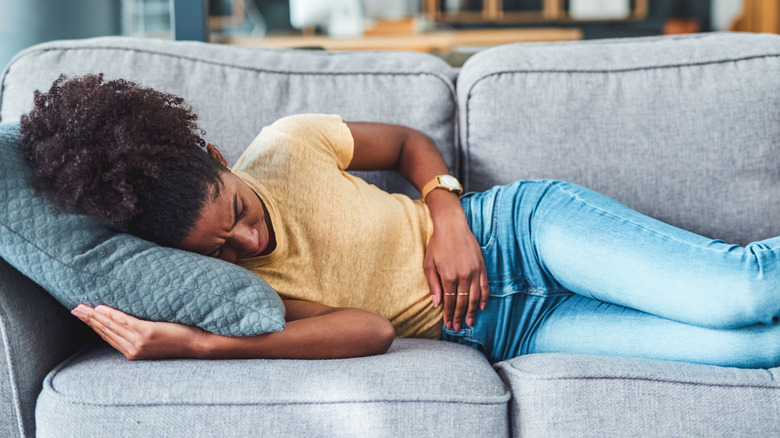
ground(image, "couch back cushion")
xmin=458 ymin=33 xmax=780 ymax=245
xmin=0 ymin=36 xmax=458 ymax=197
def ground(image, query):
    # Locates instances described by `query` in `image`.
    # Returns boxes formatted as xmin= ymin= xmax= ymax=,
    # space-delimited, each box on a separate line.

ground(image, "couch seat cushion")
xmin=36 ymin=338 xmax=510 ymax=437
xmin=495 ymin=353 xmax=780 ymax=438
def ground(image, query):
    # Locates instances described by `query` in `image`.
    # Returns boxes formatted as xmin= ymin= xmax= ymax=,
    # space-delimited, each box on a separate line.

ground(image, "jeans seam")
xmin=553 ymin=182 xmax=701 ymax=249
xmin=487 ymin=283 xmax=571 ymax=298
xmin=479 ymin=187 xmax=501 ymax=252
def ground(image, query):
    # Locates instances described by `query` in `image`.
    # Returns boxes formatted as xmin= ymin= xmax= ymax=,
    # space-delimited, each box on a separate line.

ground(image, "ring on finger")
xmin=457 ymin=292 xmax=469 ymax=296
xmin=444 ymin=292 xmax=456 ymax=296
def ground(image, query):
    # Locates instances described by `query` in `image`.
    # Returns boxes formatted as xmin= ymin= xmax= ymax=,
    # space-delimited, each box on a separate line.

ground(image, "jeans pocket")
xmin=461 ymin=187 xmax=500 ymax=251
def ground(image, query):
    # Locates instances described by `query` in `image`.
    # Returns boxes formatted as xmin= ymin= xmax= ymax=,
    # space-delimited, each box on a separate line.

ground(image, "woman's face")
xmin=178 ymin=171 xmax=274 ymax=263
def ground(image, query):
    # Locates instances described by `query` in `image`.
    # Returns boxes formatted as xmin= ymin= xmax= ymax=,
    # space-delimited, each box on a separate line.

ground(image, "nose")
xmin=231 ymin=224 xmax=259 ymax=255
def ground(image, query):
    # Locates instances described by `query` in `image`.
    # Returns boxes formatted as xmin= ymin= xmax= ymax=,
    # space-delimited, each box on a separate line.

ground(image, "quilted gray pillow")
xmin=0 ymin=122 xmax=285 ymax=336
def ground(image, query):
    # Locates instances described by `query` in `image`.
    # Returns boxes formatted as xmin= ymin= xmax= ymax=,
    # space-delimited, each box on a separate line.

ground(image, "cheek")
xmin=250 ymin=199 xmax=264 ymax=225
xmin=221 ymin=249 xmax=240 ymax=264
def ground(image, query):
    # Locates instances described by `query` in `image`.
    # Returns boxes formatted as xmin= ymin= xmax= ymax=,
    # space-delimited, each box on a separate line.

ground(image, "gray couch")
xmin=1 ymin=32 xmax=778 ymax=438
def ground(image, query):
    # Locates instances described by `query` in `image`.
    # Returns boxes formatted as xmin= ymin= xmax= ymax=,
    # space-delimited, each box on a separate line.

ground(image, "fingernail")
xmin=432 ymin=295 xmax=440 ymax=307
xmin=466 ymin=317 xmax=474 ymax=327
xmin=71 ymin=308 xmax=85 ymax=320
xmin=454 ymin=322 xmax=461 ymax=332
xmin=480 ymin=302 xmax=486 ymax=311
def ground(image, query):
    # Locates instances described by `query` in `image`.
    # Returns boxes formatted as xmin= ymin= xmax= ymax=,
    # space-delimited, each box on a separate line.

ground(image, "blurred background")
xmin=1 ymin=0 xmax=778 ymax=69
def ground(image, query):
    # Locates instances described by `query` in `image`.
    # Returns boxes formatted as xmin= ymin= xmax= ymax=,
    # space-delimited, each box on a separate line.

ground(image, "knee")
xmin=714 ymin=275 xmax=779 ymax=328
xmin=721 ymin=325 xmax=780 ymax=368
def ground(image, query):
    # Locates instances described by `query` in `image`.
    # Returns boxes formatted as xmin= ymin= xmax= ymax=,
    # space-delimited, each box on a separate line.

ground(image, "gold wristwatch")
xmin=421 ymin=174 xmax=463 ymax=202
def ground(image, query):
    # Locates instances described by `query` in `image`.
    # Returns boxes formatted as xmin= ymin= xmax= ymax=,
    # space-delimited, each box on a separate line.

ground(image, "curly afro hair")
xmin=20 ymin=74 xmax=226 ymax=248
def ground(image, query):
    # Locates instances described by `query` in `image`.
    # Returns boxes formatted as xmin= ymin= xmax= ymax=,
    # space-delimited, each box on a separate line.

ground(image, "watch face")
xmin=440 ymin=175 xmax=460 ymax=189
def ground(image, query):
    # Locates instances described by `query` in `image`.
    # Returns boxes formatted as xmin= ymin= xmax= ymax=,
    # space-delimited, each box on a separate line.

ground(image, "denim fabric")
xmin=442 ymin=180 xmax=780 ymax=367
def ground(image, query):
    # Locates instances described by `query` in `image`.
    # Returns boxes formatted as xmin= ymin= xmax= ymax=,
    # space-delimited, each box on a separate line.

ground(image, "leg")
xmin=530 ymin=294 xmax=780 ymax=368
xmin=529 ymin=181 xmax=780 ymax=329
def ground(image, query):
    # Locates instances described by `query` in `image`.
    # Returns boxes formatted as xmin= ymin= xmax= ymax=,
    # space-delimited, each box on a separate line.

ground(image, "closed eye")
xmin=237 ymin=202 xmax=247 ymax=222
xmin=207 ymin=195 xmax=247 ymax=258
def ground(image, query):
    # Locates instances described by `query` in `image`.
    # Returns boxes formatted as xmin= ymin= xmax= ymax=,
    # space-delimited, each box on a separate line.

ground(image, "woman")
xmin=22 ymin=75 xmax=779 ymax=367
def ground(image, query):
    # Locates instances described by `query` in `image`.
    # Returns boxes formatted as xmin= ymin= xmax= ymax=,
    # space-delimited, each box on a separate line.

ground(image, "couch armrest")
xmin=0 ymin=257 xmax=92 ymax=438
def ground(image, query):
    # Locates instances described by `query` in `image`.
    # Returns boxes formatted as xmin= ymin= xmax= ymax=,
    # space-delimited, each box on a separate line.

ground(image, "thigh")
xmin=530 ymin=181 xmax=780 ymax=328
xmin=529 ymin=294 xmax=780 ymax=368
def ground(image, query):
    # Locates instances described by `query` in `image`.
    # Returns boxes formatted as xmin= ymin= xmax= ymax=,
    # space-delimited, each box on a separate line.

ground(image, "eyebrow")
xmin=206 ymin=193 xmax=239 ymax=257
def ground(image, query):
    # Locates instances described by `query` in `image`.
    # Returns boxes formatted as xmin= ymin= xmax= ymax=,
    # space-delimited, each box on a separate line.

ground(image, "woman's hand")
xmin=423 ymin=191 xmax=489 ymax=332
xmin=344 ymin=121 xmax=489 ymax=331
xmin=71 ymin=304 xmax=205 ymax=360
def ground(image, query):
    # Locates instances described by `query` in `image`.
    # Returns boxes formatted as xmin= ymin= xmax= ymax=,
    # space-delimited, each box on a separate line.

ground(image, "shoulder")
xmin=269 ymin=113 xmax=344 ymax=132
xmin=232 ymin=113 xmax=354 ymax=173
xmin=267 ymin=114 xmax=351 ymax=146
xmin=266 ymin=114 xmax=354 ymax=170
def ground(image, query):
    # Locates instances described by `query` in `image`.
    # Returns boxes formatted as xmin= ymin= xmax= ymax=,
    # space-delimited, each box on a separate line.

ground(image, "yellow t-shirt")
xmin=233 ymin=114 xmax=442 ymax=339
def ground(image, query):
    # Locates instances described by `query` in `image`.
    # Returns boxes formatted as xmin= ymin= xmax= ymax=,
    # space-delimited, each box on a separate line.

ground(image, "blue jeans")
xmin=441 ymin=180 xmax=780 ymax=368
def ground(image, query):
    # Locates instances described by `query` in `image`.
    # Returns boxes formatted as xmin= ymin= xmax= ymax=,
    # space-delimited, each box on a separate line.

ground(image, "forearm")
xmin=196 ymin=307 xmax=395 ymax=360
xmin=395 ymin=130 xmax=450 ymax=191
xmin=345 ymin=121 xmax=462 ymax=212
xmin=393 ymin=130 xmax=467 ymax=227
xmin=73 ymin=301 xmax=395 ymax=361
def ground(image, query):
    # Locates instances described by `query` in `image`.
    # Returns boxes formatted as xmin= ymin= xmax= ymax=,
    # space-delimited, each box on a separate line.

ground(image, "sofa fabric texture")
xmin=496 ymin=353 xmax=780 ymax=437
xmin=36 ymin=339 xmax=509 ymax=438
xmin=0 ymin=259 xmax=88 ymax=438
xmin=0 ymin=36 xmax=458 ymax=198
xmin=458 ymin=33 xmax=780 ymax=246
xmin=1 ymin=33 xmax=778 ymax=438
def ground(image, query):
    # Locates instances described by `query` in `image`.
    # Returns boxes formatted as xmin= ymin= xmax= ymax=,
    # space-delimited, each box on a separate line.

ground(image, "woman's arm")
xmin=346 ymin=122 xmax=489 ymax=332
xmin=71 ymin=299 xmax=395 ymax=360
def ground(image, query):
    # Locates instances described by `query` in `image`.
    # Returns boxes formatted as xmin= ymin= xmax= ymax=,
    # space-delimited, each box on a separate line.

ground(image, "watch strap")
xmin=421 ymin=175 xmax=462 ymax=201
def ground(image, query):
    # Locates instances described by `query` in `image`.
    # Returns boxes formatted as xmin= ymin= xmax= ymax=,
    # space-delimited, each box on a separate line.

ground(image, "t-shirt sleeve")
xmin=266 ymin=114 xmax=354 ymax=170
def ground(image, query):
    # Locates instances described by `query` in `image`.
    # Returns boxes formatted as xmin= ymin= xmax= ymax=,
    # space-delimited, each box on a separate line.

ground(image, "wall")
xmin=0 ymin=0 xmax=121 ymax=70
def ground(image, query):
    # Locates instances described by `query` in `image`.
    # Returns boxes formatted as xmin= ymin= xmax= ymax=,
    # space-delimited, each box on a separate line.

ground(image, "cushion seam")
xmin=42 ymin=348 xmax=510 ymax=407
xmin=466 ymin=53 xmax=780 ymax=78
xmin=40 ymin=394 xmax=511 ymax=408
xmin=501 ymin=370 xmax=780 ymax=390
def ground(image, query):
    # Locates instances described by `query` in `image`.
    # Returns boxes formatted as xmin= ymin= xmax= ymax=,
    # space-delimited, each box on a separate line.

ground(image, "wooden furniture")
xmin=731 ymin=0 xmax=780 ymax=33
xmin=220 ymin=27 xmax=583 ymax=53
xmin=424 ymin=0 xmax=648 ymax=24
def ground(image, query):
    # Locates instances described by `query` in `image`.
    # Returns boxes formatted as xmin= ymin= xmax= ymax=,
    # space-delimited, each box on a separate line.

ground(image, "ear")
xmin=206 ymin=143 xmax=228 ymax=168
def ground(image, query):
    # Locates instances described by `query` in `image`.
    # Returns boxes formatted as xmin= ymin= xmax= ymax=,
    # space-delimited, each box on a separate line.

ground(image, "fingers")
xmin=442 ymin=283 xmax=457 ymax=331
xmin=424 ymin=263 xmax=443 ymax=308
xmin=464 ymin=276 xmax=481 ymax=328
xmin=71 ymin=305 xmax=201 ymax=360
xmin=451 ymin=282 xmax=470 ymax=332
xmin=461 ymin=261 xmax=490 ymax=329
xmin=479 ymin=265 xmax=489 ymax=311
xmin=444 ymin=268 xmax=489 ymax=332
xmin=441 ymin=271 xmax=471 ymax=332
xmin=72 ymin=304 xmax=138 ymax=359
